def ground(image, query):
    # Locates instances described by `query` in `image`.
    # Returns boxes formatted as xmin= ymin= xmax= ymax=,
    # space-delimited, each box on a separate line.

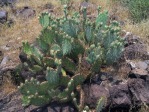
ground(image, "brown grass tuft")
xmin=123 ymin=19 xmax=149 ymax=44
xmin=0 ymin=73 xmax=16 ymax=95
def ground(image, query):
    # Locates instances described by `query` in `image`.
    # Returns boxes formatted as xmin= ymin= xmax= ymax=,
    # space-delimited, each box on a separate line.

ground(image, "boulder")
xmin=124 ymin=32 xmax=141 ymax=47
xmin=122 ymin=43 xmax=149 ymax=60
xmin=0 ymin=0 xmax=16 ymax=6
xmin=0 ymin=91 xmax=24 ymax=112
xmin=0 ymin=11 xmax=8 ymax=23
xmin=29 ymin=102 xmax=76 ymax=112
xmin=128 ymin=78 xmax=149 ymax=106
xmin=109 ymin=83 xmax=131 ymax=108
xmin=136 ymin=61 xmax=148 ymax=70
xmin=129 ymin=68 xmax=148 ymax=79
xmin=16 ymin=6 xmax=35 ymax=19
xmin=83 ymin=84 xmax=110 ymax=108
xmin=129 ymin=61 xmax=148 ymax=70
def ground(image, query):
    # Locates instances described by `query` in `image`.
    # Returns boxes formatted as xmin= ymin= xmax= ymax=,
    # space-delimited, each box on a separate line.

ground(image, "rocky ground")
xmin=0 ymin=0 xmax=149 ymax=112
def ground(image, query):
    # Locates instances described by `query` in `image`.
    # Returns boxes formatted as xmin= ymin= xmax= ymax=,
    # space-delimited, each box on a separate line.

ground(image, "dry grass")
xmin=0 ymin=0 xmax=62 ymax=46
xmin=123 ymin=19 xmax=149 ymax=43
xmin=0 ymin=73 xmax=16 ymax=95
xmin=0 ymin=0 xmax=63 ymax=64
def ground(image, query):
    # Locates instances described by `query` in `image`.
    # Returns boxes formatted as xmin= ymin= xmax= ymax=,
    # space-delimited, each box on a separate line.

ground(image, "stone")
xmin=127 ymin=60 xmax=148 ymax=70
xmin=90 ymin=73 xmax=112 ymax=85
xmin=0 ymin=91 xmax=24 ymax=112
xmin=128 ymin=78 xmax=149 ymax=106
xmin=136 ymin=61 xmax=148 ymax=70
xmin=129 ymin=68 xmax=148 ymax=79
xmin=109 ymin=83 xmax=131 ymax=108
xmin=144 ymin=60 xmax=149 ymax=65
xmin=122 ymin=43 xmax=149 ymax=60
xmin=129 ymin=61 xmax=136 ymax=69
xmin=30 ymin=102 xmax=76 ymax=112
xmin=0 ymin=11 xmax=8 ymax=23
xmin=16 ymin=6 xmax=35 ymax=19
xmin=124 ymin=32 xmax=141 ymax=47
xmin=0 ymin=0 xmax=16 ymax=6
xmin=0 ymin=56 xmax=9 ymax=67
xmin=83 ymin=84 xmax=110 ymax=108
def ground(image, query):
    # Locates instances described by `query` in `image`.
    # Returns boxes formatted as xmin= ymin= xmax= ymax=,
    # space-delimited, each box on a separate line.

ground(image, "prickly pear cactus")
xmin=19 ymin=1 xmax=124 ymax=111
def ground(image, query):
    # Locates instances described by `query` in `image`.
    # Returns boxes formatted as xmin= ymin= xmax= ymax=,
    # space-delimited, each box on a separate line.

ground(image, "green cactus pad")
xmin=19 ymin=78 xmax=38 ymax=95
xmin=43 ymin=57 xmax=55 ymax=67
xmin=29 ymin=95 xmax=50 ymax=106
xmin=46 ymin=67 xmax=60 ymax=88
xmin=39 ymin=12 xmax=50 ymax=28
xmin=62 ymin=57 xmax=76 ymax=73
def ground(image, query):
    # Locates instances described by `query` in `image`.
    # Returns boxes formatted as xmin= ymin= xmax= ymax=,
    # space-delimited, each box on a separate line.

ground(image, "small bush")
xmin=118 ymin=0 xmax=149 ymax=23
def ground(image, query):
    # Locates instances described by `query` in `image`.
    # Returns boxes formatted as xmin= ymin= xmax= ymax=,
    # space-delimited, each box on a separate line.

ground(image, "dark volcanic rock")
xmin=47 ymin=102 xmax=76 ymax=112
xmin=109 ymin=83 xmax=131 ymax=108
xmin=16 ymin=6 xmax=36 ymax=19
xmin=136 ymin=61 xmax=148 ymax=70
xmin=0 ymin=0 xmax=16 ymax=6
xmin=29 ymin=102 xmax=76 ymax=112
xmin=128 ymin=78 xmax=149 ymax=106
xmin=0 ymin=91 xmax=24 ymax=112
xmin=0 ymin=11 xmax=8 ymax=23
xmin=83 ymin=84 xmax=110 ymax=108
xmin=124 ymin=32 xmax=142 ymax=47
xmin=129 ymin=68 xmax=148 ymax=79
xmin=122 ymin=43 xmax=149 ymax=60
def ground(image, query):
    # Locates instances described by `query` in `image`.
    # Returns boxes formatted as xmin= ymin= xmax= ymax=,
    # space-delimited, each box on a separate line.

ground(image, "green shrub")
xmin=118 ymin=0 xmax=149 ymax=23
xmin=18 ymin=3 xmax=124 ymax=111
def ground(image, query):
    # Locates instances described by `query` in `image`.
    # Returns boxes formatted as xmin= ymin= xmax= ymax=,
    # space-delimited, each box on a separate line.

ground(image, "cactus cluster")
xmin=19 ymin=2 xmax=124 ymax=111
